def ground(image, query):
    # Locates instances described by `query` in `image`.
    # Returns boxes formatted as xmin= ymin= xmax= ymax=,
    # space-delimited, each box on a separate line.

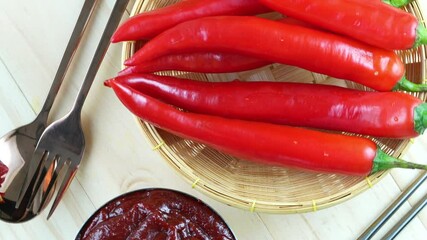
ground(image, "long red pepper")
xmin=111 ymin=0 xmax=270 ymax=42
xmin=118 ymin=53 xmax=269 ymax=75
xmin=124 ymin=16 xmax=427 ymax=92
xmin=107 ymin=73 xmax=427 ymax=138
xmin=260 ymin=0 xmax=426 ymax=50
xmin=118 ymin=17 xmax=310 ymax=75
xmin=111 ymin=0 xmax=412 ymax=43
xmin=106 ymin=79 xmax=427 ymax=176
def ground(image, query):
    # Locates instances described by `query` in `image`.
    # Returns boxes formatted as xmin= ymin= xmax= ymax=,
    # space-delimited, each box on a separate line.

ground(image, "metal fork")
xmin=1 ymin=0 xmax=97 ymax=223
xmin=16 ymin=0 xmax=130 ymax=219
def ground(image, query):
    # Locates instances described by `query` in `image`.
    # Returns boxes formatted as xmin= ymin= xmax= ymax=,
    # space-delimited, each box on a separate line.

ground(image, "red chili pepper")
xmin=125 ymin=16 xmax=427 ymax=92
xmin=260 ymin=0 xmax=426 ymax=50
xmin=105 ymin=79 xmax=427 ymax=176
xmin=107 ymin=73 xmax=427 ymax=138
xmin=118 ymin=17 xmax=309 ymax=75
xmin=118 ymin=52 xmax=269 ymax=75
xmin=111 ymin=0 xmax=270 ymax=42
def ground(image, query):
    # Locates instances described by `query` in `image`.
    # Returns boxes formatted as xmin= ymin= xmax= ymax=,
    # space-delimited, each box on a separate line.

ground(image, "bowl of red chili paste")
xmin=75 ymin=188 xmax=235 ymax=240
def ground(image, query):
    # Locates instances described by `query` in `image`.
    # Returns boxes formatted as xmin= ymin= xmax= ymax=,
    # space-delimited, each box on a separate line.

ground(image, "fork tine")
xmin=47 ymin=162 xmax=78 ymax=219
xmin=16 ymin=149 xmax=47 ymax=208
xmin=17 ymin=0 xmax=130 ymax=218
xmin=37 ymin=158 xmax=67 ymax=213
xmin=26 ymin=153 xmax=58 ymax=210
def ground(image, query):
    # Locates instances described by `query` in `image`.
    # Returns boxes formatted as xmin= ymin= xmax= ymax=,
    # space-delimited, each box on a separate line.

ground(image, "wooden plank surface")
xmin=0 ymin=0 xmax=427 ymax=239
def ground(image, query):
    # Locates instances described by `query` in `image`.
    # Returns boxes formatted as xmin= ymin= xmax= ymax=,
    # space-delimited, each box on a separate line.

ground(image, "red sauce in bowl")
xmin=76 ymin=189 xmax=235 ymax=240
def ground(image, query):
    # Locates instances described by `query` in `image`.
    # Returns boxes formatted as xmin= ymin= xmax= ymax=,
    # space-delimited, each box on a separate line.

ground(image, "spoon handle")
xmin=36 ymin=0 xmax=98 ymax=125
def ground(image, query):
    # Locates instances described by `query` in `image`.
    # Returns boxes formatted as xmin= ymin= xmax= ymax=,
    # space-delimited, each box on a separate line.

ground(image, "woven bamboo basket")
xmin=121 ymin=0 xmax=427 ymax=213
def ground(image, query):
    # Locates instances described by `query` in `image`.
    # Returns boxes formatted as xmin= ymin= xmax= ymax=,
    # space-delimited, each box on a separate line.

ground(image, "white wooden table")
xmin=1 ymin=0 xmax=427 ymax=239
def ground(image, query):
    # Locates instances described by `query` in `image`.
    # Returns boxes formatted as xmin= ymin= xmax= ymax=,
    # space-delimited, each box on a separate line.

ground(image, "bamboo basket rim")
xmin=120 ymin=0 xmax=426 ymax=214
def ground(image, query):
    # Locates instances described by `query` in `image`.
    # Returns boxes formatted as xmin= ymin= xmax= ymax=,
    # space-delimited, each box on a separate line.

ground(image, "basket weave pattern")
xmin=122 ymin=0 xmax=427 ymax=213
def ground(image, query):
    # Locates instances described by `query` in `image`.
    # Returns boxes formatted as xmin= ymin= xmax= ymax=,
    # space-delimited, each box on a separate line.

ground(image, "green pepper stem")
xmin=415 ymin=24 xmax=427 ymax=48
xmin=414 ymin=103 xmax=427 ymax=135
xmin=395 ymin=77 xmax=427 ymax=92
xmin=371 ymin=148 xmax=427 ymax=174
xmin=383 ymin=0 xmax=414 ymax=8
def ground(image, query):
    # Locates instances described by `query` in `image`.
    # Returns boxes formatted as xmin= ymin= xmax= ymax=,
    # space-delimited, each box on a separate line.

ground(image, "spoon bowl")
xmin=0 ymin=123 xmax=42 ymax=222
xmin=0 ymin=0 xmax=97 ymax=223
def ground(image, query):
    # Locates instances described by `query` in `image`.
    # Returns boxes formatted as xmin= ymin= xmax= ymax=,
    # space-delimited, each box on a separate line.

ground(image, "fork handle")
xmin=71 ymin=0 xmax=130 ymax=114
xmin=37 ymin=0 xmax=98 ymax=125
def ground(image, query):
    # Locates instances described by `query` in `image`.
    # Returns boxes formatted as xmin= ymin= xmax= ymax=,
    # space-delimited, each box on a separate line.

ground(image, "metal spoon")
xmin=0 ymin=0 xmax=97 ymax=223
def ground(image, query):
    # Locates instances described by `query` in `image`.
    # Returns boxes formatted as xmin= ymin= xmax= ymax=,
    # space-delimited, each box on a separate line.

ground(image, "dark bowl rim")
xmin=75 ymin=187 xmax=236 ymax=240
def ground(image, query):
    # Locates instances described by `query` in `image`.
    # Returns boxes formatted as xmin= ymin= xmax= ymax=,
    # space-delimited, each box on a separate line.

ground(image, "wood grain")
xmin=0 ymin=0 xmax=426 ymax=239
